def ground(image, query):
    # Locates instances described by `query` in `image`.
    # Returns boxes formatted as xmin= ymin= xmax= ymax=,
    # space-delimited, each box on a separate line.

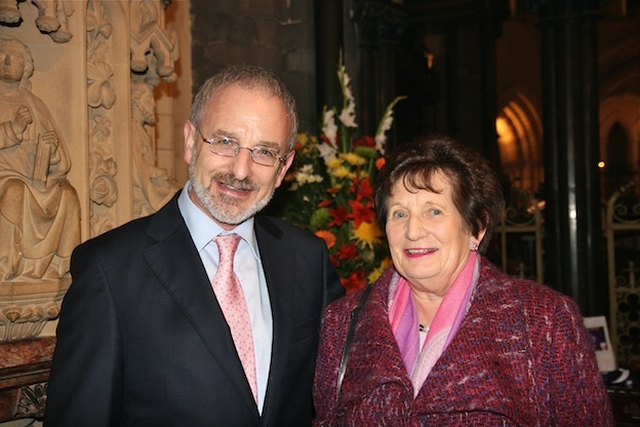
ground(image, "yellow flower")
xmin=340 ymin=152 xmax=366 ymax=167
xmin=367 ymin=257 xmax=393 ymax=284
xmin=325 ymin=156 xmax=343 ymax=170
xmin=296 ymin=133 xmax=311 ymax=146
xmin=331 ymin=166 xmax=354 ymax=179
xmin=368 ymin=266 xmax=384 ymax=284
xmin=358 ymin=169 xmax=370 ymax=180
xmin=352 ymin=220 xmax=383 ymax=249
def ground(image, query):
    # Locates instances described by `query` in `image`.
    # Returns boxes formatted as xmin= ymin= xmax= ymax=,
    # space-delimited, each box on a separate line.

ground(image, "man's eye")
xmin=256 ymin=148 xmax=276 ymax=158
xmin=219 ymin=137 xmax=235 ymax=146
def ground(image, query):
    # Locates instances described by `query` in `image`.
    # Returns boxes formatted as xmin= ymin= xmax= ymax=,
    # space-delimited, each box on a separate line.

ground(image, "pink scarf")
xmin=389 ymin=252 xmax=479 ymax=396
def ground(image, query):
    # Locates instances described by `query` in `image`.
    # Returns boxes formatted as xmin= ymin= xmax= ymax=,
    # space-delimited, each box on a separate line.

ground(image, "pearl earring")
xmin=470 ymin=241 xmax=479 ymax=251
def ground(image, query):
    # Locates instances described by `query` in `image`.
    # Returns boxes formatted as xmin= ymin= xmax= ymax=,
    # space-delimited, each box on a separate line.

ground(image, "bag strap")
xmin=335 ymin=284 xmax=374 ymax=403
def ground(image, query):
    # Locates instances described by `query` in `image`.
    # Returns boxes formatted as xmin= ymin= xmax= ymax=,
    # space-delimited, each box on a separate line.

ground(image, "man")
xmin=44 ymin=65 xmax=344 ymax=426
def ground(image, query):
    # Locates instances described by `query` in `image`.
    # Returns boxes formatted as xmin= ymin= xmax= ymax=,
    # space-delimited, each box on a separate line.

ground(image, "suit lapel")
xmin=254 ymin=216 xmax=295 ymax=422
xmin=142 ymin=195 xmax=259 ymax=413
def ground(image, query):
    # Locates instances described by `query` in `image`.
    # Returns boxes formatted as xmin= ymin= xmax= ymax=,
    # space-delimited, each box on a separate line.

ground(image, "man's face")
xmin=0 ymin=41 xmax=25 ymax=83
xmin=183 ymin=83 xmax=294 ymax=230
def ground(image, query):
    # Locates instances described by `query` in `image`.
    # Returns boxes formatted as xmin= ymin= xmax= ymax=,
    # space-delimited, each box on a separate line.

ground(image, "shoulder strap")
xmin=335 ymin=284 xmax=374 ymax=403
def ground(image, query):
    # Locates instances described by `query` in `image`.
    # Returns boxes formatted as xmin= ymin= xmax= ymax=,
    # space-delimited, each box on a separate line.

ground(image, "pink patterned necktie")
xmin=212 ymin=233 xmax=257 ymax=403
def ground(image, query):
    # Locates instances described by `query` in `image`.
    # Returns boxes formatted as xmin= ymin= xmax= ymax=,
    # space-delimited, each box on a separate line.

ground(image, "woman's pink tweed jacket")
xmin=313 ymin=256 xmax=614 ymax=426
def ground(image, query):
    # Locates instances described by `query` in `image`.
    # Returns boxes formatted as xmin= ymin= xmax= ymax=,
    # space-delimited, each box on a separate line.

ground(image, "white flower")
xmin=294 ymin=164 xmax=324 ymax=186
xmin=322 ymin=107 xmax=338 ymax=147
xmin=299 ymin=164 xmax=315 ymax=174
xmin=374 ymin=96 xmax=407 ymax=154
xmin=339 ymin=101 xmax=357 ymax=128
xmin=317 ymin=141 xmax=338 ymax=163
xmin=337 ymin=64 xmax=358 ymax=129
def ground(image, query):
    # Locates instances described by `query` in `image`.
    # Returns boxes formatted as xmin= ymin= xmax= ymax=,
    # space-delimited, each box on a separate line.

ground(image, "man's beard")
xmin=189 ymin=152 xmax=274 ymax=226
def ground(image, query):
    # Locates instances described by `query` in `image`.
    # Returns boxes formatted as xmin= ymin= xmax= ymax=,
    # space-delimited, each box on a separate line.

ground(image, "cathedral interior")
xmin=0 ymin=0 xmax=639 ymax=424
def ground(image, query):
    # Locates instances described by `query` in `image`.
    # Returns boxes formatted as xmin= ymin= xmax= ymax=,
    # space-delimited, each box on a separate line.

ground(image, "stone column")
xmin=315 ymin=0 xmax=344 ymax=114
xmin=533 ymin=0 xmax=607 ymax=316
xmin=350 ymin=0 xmax=406 ymax=137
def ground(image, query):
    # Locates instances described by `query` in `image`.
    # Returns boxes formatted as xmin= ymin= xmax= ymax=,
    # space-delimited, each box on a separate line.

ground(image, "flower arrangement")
xmin=277 ymin=56 xmax=405 ymax=294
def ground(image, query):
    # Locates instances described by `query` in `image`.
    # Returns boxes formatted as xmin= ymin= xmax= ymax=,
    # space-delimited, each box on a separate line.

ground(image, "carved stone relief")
xmin=87 ymin=0 xmax=118 ymax=237
xmin=0 ymin=0 xmax=179 ymax=343
xmin=0 ymin=34 xmax=80 ymax=341
xmin=131 ymin=81 xmax=179 ymax=217
xmin=0 ymin=0 xmax=74 ymax=43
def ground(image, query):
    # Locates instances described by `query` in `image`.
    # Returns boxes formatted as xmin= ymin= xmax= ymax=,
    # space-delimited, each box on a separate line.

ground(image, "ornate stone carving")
xmin=0 ymin=35 xmax=80 ymax=283
xmin=0 ymin=0 xmax=74 ymax=43
xmin=16 ymin=382 xmax=47 ymax=419
xmin=89 ymin=114 xmax=118 ymax=236
xmin=130 ymin=0 xmax=178 ymax=82
xmin=87 ymin=0 xmax=118 ymax=237
xmin=0 ymin=35 xmax=80 ymax=342
xmin=131 ymin=81 xmax=179 ymax=217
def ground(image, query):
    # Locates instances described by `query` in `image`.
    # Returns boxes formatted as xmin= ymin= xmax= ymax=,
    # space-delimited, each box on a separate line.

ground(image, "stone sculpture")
xmin=0 ymin=34 xmax=80 ymax=282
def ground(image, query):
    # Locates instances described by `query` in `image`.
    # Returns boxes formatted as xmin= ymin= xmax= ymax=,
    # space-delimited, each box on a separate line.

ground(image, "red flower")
xmin=348 ymin=199 xmax=375 ymax=228
xmin=352 ymin=135 xmax=375 ymax=149
xmin=328 ymin=206 xmax=349 ymax=227
xmin=340 ymin=269 xmax=366 ymax=294
xmin=356 ymin=178 xmax=373 ymax=200
xmin=335 ymin=242 xmax=358 ymax=260
xmin=318 ymin=200 xmax=333 ymax=208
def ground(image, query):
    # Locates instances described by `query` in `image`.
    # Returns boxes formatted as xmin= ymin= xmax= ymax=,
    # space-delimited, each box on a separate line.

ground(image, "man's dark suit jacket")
xmin=44 ymin=192 xmax=344 ymax=427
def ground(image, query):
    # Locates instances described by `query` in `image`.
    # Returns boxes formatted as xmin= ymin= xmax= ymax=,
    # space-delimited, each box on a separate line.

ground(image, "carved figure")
xmin=0 ymin=0 xmax=74 ymax=43
xmin=0 ymin=35 xmax=80 ymax=281
xmin=131 ymin=81 xmax=179 ymax=217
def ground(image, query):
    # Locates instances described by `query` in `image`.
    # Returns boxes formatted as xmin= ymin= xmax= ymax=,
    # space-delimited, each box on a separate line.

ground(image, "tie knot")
xmin=214 ymin=233 xmax=241 ymax=263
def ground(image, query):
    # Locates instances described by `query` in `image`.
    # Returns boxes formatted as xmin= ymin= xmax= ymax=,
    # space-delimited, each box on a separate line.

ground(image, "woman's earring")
xmin=470 ymin=241 xmax=479 ymax=251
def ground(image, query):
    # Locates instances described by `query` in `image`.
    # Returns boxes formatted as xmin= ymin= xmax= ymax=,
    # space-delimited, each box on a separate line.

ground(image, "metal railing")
xmin=491 ymin=182 xmax=640 ymax=368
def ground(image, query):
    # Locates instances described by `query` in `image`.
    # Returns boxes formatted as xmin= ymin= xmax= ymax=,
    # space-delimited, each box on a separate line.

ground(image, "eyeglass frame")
xmin=196 ymin=128 xmax=288 ymax=167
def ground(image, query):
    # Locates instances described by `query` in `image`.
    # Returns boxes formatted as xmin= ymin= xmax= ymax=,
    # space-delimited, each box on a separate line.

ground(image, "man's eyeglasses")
xmin=198 ymin=130 xmax=287 ymax=167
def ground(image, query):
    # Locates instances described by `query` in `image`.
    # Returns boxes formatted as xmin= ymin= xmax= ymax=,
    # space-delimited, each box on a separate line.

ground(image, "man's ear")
xmin=183 ymin=121 xmax=196 ymax=164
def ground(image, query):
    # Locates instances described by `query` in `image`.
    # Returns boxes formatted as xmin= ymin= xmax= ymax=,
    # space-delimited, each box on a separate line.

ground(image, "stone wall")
xmin=190 ymin=0 xmax=318 ymax=133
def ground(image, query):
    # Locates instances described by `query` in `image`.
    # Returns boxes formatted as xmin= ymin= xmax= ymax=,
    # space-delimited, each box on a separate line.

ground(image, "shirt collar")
xmin=178 ymin=181 xmax=258 ymax=256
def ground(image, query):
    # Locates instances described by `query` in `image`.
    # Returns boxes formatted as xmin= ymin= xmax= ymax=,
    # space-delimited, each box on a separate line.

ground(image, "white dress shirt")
xmin=177 ymin=182 xmax=273 ymax=413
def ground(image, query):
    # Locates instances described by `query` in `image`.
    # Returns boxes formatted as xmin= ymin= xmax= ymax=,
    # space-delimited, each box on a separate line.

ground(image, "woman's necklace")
xmin=418 ymin=324 xmax=429 ymax=333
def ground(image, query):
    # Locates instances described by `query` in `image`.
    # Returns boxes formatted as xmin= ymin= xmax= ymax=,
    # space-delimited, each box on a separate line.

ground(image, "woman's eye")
xmin=391 ymin=211 xmax=406 ymax=220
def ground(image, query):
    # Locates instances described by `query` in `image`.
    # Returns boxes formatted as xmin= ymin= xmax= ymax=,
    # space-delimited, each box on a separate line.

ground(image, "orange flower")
xmin=375 ymin=157 xmax=386 ymax=170
xmin=315 ymin=230 xmax=336 ymax=249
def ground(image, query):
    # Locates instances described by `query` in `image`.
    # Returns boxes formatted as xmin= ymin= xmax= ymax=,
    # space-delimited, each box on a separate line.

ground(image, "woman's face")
xmin=385 ymin=171 xmax=485 ymax=295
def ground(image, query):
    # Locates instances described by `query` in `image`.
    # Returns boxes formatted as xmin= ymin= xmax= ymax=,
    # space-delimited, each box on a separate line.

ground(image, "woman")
xmin=313 ymin=134 xmax=614 ymax=426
